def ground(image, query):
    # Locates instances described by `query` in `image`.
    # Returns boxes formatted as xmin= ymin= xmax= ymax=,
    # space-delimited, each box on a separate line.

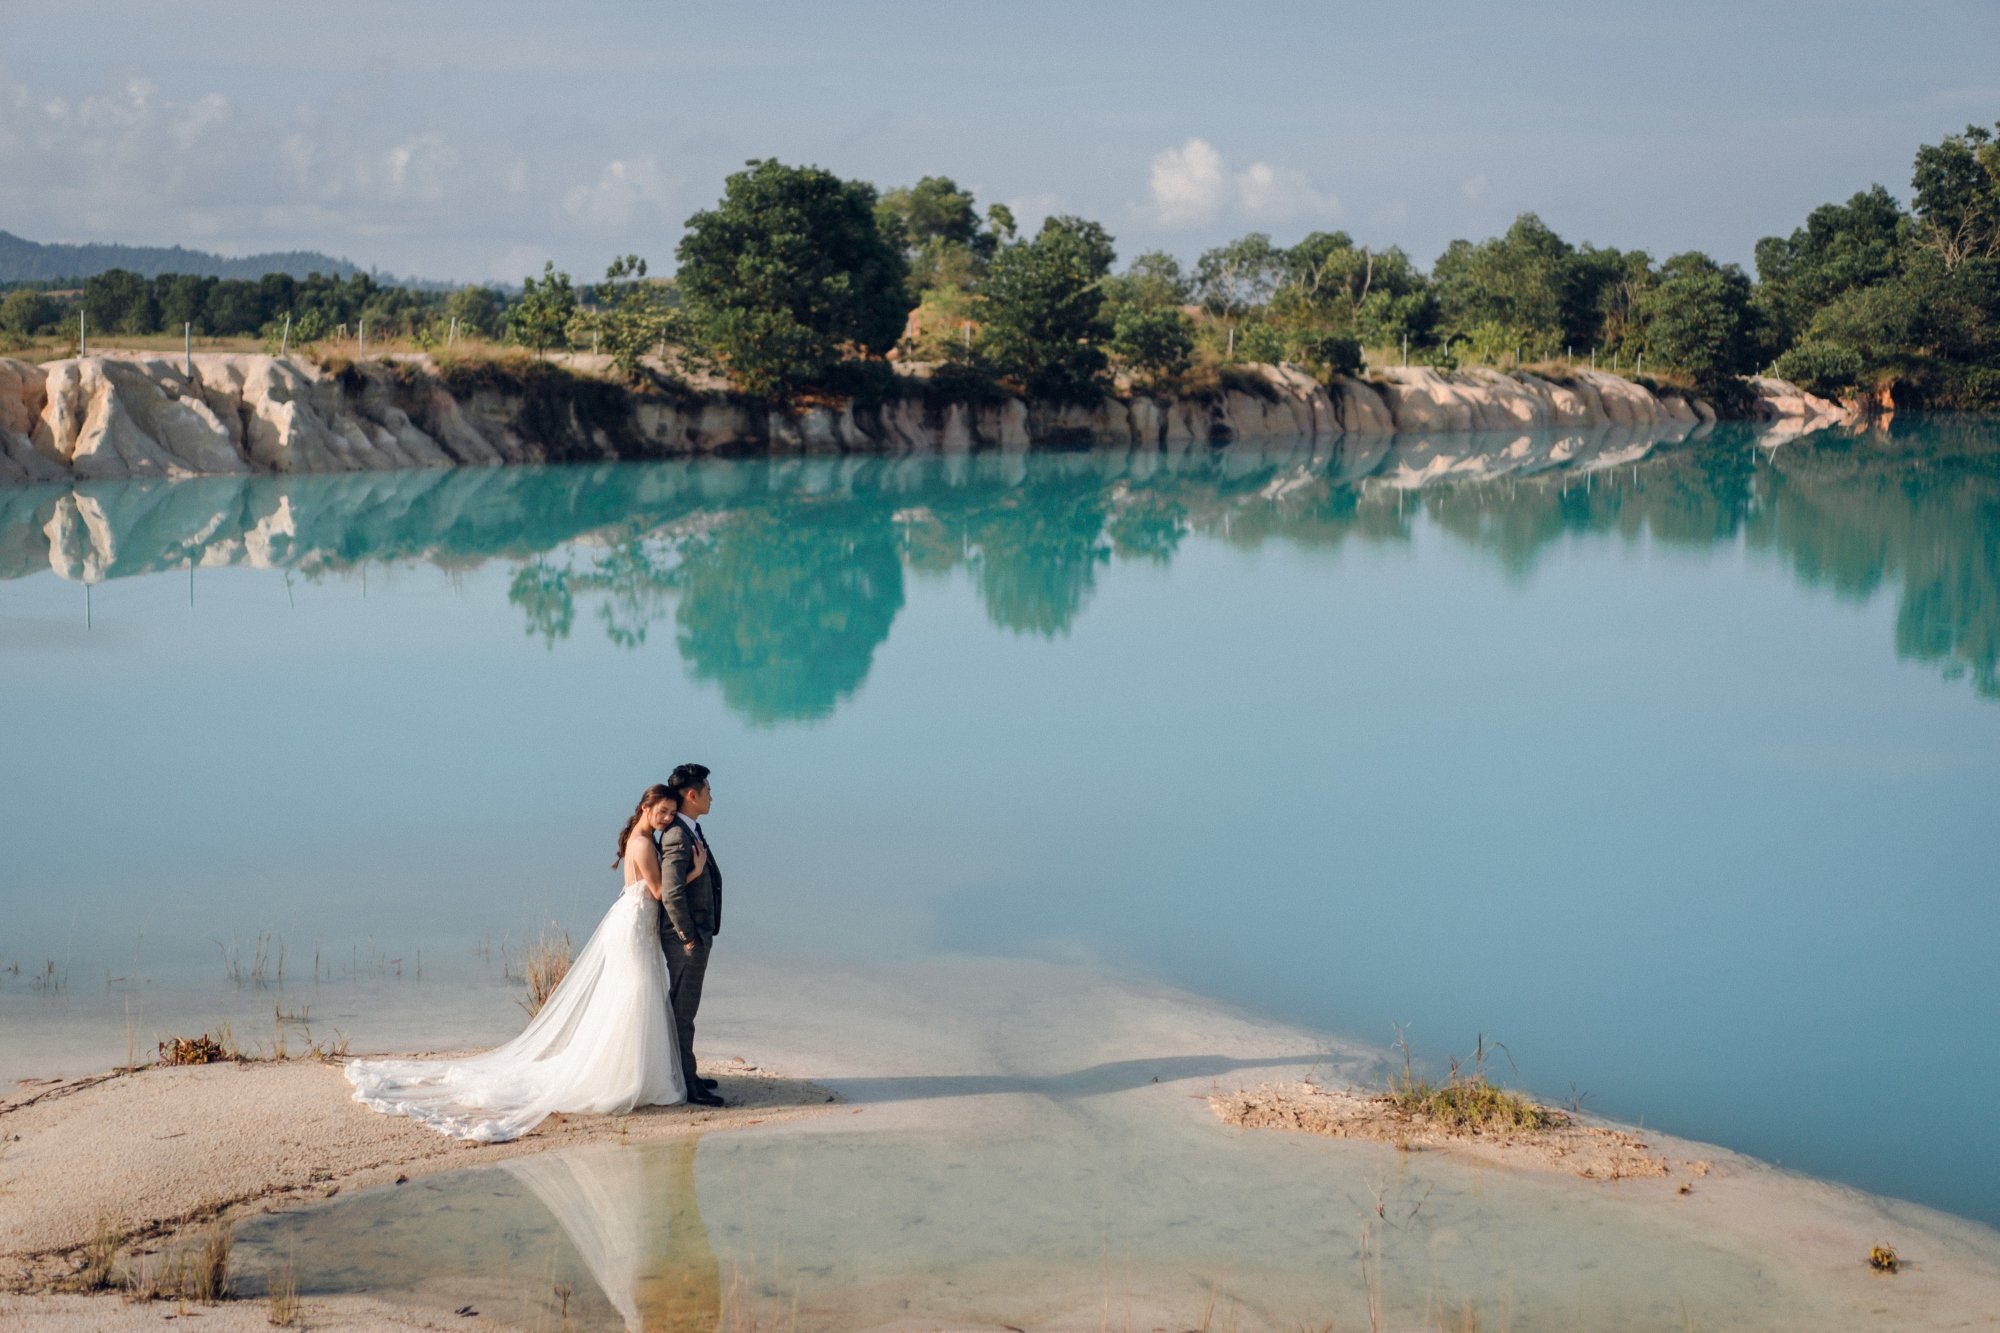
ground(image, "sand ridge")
xmin=1213 ymin=1080 xmax=1705 ymax=1182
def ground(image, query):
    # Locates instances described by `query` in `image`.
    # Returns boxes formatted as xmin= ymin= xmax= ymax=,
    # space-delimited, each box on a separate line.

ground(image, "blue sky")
xmin=4 ymin=1 xmax=1995 ymax=283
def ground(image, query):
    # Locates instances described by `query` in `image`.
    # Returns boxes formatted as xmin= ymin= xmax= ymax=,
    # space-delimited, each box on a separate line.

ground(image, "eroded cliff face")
xmin=0 ymin=353 xmax=1851 ymax=485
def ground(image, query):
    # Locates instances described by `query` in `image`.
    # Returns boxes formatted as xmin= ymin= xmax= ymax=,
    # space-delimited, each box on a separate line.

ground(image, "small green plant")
xmin=1385 ymin=1030 xmax=1566 ymax=1132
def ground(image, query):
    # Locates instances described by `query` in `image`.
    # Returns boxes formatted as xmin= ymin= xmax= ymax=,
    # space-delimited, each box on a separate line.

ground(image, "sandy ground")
xmin=1213 ymin=1080 xmax=1692 ymax=1181
xmin=6 ymin=959 xmax=2000 ymax=1330
xmin=0 ymin=1052 xmax=835 ymax=1302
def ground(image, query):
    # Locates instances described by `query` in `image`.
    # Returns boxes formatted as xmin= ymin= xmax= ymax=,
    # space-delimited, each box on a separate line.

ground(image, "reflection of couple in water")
xmin=346 ymin=763 xmax=727 ymax=1140
xmin=505 ymin=1137 xmax=721 ymax=1333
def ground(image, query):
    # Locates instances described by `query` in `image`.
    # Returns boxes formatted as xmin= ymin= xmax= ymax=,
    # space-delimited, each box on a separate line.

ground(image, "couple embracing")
xmin=346 ymin=764 xmax=729 ymax=1141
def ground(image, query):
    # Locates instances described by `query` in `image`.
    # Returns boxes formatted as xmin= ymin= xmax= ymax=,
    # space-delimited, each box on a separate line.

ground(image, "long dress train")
xmin=345 ymin=881 xmax=685 ymax=1142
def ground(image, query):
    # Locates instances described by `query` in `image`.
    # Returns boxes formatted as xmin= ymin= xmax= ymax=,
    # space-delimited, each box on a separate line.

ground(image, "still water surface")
xmin=2 ymin=420 xmax=1997 ymax=1230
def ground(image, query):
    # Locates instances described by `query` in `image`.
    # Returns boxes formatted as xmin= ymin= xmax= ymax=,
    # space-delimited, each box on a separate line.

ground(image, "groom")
xmin=657 ymin=762 xmax=726 ymax=1106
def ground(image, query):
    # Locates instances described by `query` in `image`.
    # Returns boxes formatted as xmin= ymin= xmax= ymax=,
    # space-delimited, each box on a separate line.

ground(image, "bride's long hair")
xmin=613 ymin=784 xmax=676 ymax=868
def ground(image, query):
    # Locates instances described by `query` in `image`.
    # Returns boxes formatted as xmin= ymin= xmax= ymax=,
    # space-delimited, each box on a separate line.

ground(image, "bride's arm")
xmin=630 ymin=834 xmax=666 ymax=901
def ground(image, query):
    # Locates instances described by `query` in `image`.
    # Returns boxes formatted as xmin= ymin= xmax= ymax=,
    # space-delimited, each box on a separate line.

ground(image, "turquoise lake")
xmin=2 ymin=419 xmax=1996 ymax=1232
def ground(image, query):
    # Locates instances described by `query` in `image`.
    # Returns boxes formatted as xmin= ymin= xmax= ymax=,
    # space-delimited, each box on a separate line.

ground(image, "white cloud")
xmin=562 ymin=155 xmax=679 ymax=230
xmin=1149 ymin=137 xmax=1230 ymax=227
xmin=1235 ymin=161 xmax=1340 ymax=224
xmin=0 ymin=69 xmax=687 ymax=279
xmin=1147 ymin=137 xmax=1341 ymax=230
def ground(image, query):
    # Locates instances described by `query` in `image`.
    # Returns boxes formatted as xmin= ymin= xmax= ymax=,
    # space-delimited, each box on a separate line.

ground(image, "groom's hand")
xmin=680 ymin=937 xmax=700 ymax=954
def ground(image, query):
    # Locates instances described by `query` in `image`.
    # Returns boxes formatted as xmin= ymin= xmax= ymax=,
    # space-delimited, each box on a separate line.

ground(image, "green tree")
xmin=572 ymin=255 xmax=691 ymax=379
xmin=1110 ymin=305 xmax=1195 ymax=389
xmin=1431 ymin=214 xmax=1573 ymax=358
xmin=1911 ymin=121 xmax=2000 ymax=270
xmin=677 ymin=158 xmax=911 ymax=403
xmin=1103 ymin=251 xmax=1191 ymax=314
xmin=82 ymin=269 xmax=156 ymax=336
xmin=1644 ymin=251 xmax=1758 ymax=396
xmin=1270 ymin=231 xmax=1436 ymax=351
xmin=877 ymin=175 xmax=1002 ymax=301
xmin=153 ymin=274 xmax=215 ymax=335
xmin=1752 ymin=186 xmax=1907 ymax=351
xmin=0 ymin=288 xmax=53 ymax=336
xmin=509 ymin=261 xmax=578 ymax=357
xmin=443 ymin=285 xmax=504 ymax=340
xmin=979 ymin=214 xmax=1117 ymax=401
xmin=204 ymin=280 xmax=267 ymax=334
xmin=1194 ymin=233 xmax=1284 ymax=355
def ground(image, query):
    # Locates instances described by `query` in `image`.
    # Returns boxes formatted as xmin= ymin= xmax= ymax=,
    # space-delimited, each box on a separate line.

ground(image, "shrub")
xmin=1290 ymin=331 xmax=1363 ymax=380
xmin=1774 ymin=338 xmax=1866 ymax=398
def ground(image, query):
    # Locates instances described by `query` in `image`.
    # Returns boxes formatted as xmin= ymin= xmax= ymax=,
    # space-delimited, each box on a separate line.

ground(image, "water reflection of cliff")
xmin=4 ymin=419 xmax=1996 ymax=714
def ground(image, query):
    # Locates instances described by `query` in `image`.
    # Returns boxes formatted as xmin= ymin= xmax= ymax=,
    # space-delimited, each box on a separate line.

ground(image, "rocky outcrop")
xmin=0 ymin=352 xmax=1847 ymax=485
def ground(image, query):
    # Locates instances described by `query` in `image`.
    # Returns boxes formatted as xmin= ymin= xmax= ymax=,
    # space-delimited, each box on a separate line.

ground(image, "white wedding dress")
xmin=346 ymin=879 xmax=686 ymax=1142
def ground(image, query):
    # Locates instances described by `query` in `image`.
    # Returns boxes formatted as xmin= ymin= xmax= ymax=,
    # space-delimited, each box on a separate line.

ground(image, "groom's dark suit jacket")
xmin=655 ymin=818 xmax=721 ymax=946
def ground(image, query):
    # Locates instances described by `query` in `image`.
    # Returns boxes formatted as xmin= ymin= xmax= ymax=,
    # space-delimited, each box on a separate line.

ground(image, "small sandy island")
xmin=1212 ymin=1080 xmax=1710 ymax=1183
xmin=0 ymin=1052 xmax=835 ymax=1326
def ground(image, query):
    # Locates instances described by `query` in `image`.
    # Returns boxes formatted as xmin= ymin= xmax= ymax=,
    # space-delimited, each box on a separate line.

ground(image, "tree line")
xmin=4 ymin=121 xmax=1994 ymax=410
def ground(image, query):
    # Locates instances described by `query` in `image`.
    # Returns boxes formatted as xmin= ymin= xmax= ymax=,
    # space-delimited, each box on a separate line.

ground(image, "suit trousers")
xmin=665 ymin=935 xmax=711 ymax=1088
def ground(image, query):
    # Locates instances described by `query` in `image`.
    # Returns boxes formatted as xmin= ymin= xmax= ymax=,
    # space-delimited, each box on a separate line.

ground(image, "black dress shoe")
xmin=695 ymin=1076 xmax=718 ymax=1092
xmin=686 ymin=1087 xmax=726 ymax=1107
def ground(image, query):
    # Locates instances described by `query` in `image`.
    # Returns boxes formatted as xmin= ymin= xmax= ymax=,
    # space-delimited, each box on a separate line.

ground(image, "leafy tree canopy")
xmin=1644 ymin=251 xmax=1758 ymax=396
xmin=1911 ymin=122 xmax=2000 ymax=270
xmin=508 ymin=261 xmax=577 ymax=357
xmin=979 ymin=214 xmax=1117 ymax=402
xmin=677 ymin=159 xmax=911 ymax=402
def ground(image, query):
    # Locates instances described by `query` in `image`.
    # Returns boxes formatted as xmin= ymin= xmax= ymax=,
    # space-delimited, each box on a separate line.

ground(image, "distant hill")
xmin=0 ymin=230 xmax=364 ymax=283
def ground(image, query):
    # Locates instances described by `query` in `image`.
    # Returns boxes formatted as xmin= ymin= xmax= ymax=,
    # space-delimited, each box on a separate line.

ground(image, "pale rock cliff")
xmin=0 ymin=352 xmax=1849 ymax=486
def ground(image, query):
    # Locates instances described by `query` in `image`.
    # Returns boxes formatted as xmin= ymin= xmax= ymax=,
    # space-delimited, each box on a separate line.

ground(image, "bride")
xmin=346 ymin=785 xmax=698 ymax=1141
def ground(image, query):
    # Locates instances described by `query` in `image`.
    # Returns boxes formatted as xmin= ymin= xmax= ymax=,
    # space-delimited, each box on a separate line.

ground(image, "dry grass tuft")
xmin=519 ymin=926 xmax=574 ymax=1017
xmin=73 ymin=1215 xmax=118 ymax=1291
xmin=187 ymin=1220 xmax=232 ymax=1302
xmin=117 ymin=1220 xmax=232 ymax=1304
xmin=266 ymin=1260 xmax=300 ymax=1325
xmin=157 ymin=1033 xmax=231 ymax=1066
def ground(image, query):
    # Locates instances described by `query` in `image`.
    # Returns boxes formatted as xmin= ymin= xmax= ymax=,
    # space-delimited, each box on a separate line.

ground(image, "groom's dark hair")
xmin=666 ymin=763 xmax=710 ymax=798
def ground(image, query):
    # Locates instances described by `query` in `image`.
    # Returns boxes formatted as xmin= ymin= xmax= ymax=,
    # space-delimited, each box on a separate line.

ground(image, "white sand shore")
xmin=6 ymin=957 xmax=1999 ymax=1330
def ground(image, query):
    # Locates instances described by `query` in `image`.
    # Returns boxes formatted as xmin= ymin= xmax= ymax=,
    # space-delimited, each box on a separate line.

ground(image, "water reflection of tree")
xmin=673 ymin=497 xmax=904 ymax=723
xmin=966 ymin=485 xmax=1110 ymax=637
xmin=497 ymin=429 xmax=2000 ymax=708
xmin=1754 ymin=422 xmax=2000 ymax=698
xmin=31 ymin=423 xmax=1992 ymax=712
